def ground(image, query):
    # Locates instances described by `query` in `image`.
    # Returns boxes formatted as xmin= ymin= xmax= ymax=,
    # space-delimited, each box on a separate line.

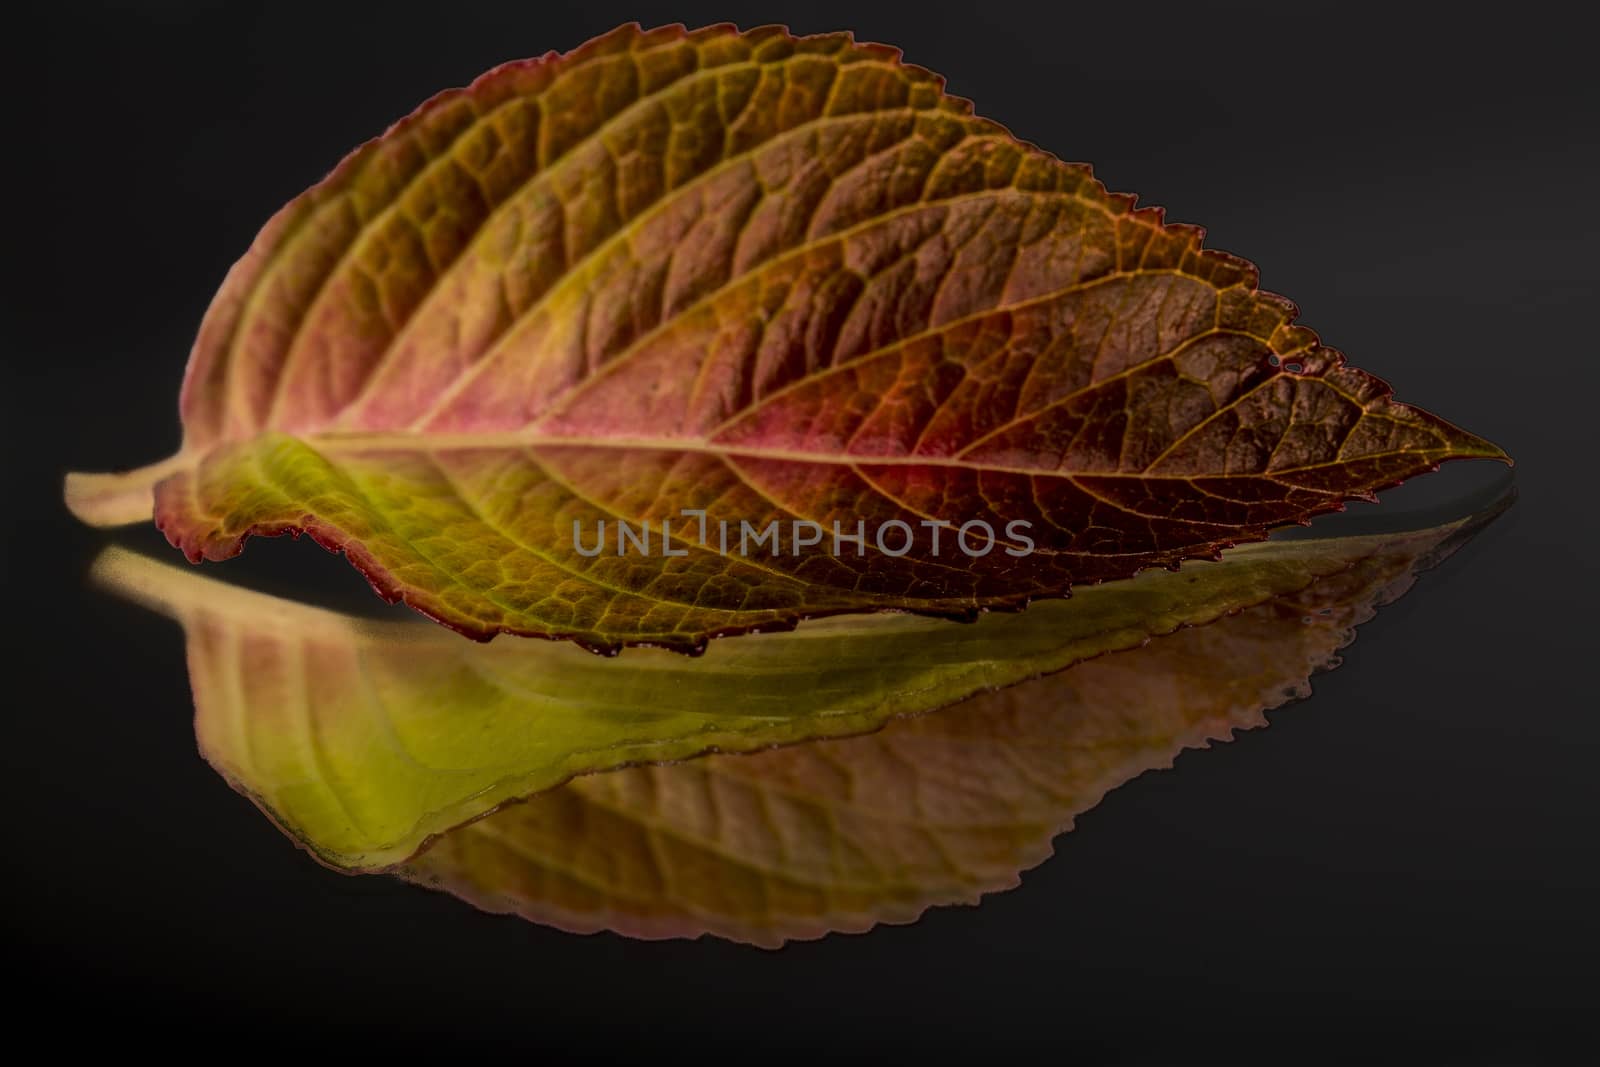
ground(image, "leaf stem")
xmin=64 ymin=452 xmax=189 ymax=527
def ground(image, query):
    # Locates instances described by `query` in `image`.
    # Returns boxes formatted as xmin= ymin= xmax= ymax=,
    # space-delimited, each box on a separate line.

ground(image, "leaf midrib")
xmin=288 ymin=430 xmax=1429 ymax=481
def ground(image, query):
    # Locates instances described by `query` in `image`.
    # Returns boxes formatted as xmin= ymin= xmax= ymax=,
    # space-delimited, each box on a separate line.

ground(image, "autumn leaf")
xmin=66 ymin=23 xmax=1508 ymax=651
xmin=91 ymin=487 xmax=1506 ymax=872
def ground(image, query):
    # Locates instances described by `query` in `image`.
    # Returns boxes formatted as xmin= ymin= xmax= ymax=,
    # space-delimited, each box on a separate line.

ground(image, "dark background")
xmin=6 ymin=1 xmax=1597 ymax=1060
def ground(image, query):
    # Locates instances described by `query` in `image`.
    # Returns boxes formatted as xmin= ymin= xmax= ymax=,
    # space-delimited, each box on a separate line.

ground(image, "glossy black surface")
xmin=9 ymin=2 xmax=1597 ymax=1060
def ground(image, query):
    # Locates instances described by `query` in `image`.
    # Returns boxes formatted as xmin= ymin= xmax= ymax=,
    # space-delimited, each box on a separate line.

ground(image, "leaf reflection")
xmin=95 ymin=486 xmax=1508 ymax=946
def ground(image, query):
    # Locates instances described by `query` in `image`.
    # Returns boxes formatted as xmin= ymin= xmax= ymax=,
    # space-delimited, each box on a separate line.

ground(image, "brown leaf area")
xmin=398 ymin=541 xmax=1428 ymax=947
